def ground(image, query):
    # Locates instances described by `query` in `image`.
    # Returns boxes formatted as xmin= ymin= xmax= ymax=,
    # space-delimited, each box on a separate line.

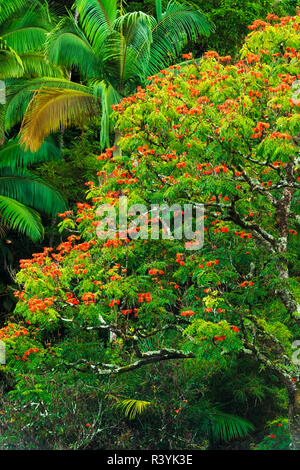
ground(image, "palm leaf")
xmin=17 ymin=53 xmax=65 ymax=78
xmin=0 ymin=194 xmax=43 ymax=241
xmin=74 ymin=0 xmax=117 ymax=52
xmin=46 ymin=15 xmax=99 ymax=79
xmin=114 ymin=399 xmax=152 ymax=420
xmin=100 ymin=32 xmax=145 ymax=92
xmin=1 ymin=6 xmax=51 ymax=54
xmin=156 ymin=0 xmax=162 ymax=22
xmin=143 ymin=0 xmax=212 ymax=76
xmin=109 ymin=13 xmax=153 ymax=86
xmin=0 ymin=136 xmax=62 ymax=168
xmin=0 ymin=38 xmax=23 ymax=79
xmin=5 ymin=77 xmax=86 ymax=130
xmin=0 ymin=167 xmax=66 ymax=215
xmin=19 ymin=86 xmax=97 ymax=152
xmin=92 ymin=79 xmax=121 ymax=148
xmin=209 ymin=411 xmax=254 ymax=443
xmin=0 ymin=0 xmax=27 ymax=24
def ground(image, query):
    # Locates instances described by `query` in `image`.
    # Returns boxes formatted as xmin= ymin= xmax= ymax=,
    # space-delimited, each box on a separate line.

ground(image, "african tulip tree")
xmin=3 ymin=12 xmax=300 ymax=448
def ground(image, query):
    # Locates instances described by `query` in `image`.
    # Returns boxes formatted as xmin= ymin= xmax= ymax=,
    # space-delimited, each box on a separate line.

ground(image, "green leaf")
xmin=114 ymin=399 xmax=152 ymax=420
xmin=0 ymin=194 xmax=43 ymax=241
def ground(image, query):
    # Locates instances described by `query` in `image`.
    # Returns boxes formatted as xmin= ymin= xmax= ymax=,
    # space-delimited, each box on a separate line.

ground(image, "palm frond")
xmin=145 ymin=0 xmax=212 ymax=75
xmin=0 ymin=194 xmax=43 ymax=241
xmin=156 ymin=0 xmax=162 ymax=21
xmin=0 ymin=136 xmax=62 ymax=168
xmin=1 ymin=8 xmax=50 ymax=55
xmin=20 ymin=86 xmax=97 ymax=152
xmin=0 ymin=0 xmax=27 ymax=24
xmin=46 ymin=15 xmax=99 ymax=79
xmin=74 ymin=0 xmax=117 ymax=51
xmin=114 ymin=399 xmax=152 ymax=420
xmin=209 ymin=411 xmax=254 ymax=443
xmin=18 ymin=53 xmax=65 ymax=78
xmin=0 ymin=167 xmax=66 ymax=215
xmin=113 ymin=12 xmax=153 ymax=81
xmin=5 ymin=77 xmax=86 ymax=130
xmin=91 ymin=79 xmax=121 ymax=148
xmin=100 ymin=32 xmax=145 ymax=93
xmin=0 ymin=38 xmax=23 ymax=79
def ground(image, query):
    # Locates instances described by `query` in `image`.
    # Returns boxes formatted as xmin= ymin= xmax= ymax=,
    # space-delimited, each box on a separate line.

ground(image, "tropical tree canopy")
xmin=3 ymin=11 xmax=300 ymax=450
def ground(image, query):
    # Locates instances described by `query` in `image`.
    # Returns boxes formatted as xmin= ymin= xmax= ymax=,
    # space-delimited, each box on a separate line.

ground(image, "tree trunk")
xmin=60 ymin=10 xmax=79 ymax=150
xmin=287 ymin=381 xmax=300 ymax=449
xmin=113 ymin=127 xmax=122 ymax=158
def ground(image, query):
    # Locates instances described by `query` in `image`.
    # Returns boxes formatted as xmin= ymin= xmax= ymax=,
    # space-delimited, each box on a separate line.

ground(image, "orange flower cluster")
xmin=66 ymin=293 xmax=79 ymax=305
xmin=42 ymin=263 xmax=62 ymax=279
xmin=214 ymin=335 xmax=226 ymax=342
xmin=204 ymin=51 xmax=220 ymax=59
xmin=180 ymin=310 xmax=195 ymax=317
xmin=14 ymin=290 xmax=25 ymax=300
xmin=269 ymin=132 xmax=292 ymax=140
xmin=138 ymin=293 xmax=152 ymax=303
xmin=97 ymin=146 xmax=115 ymax=160
xmin=28 ymin=297 xmax=55 ymax=312
xmin=239 ymin=281 xmax=254 ymax=288
xmin=149 ymin=269 xmax=164 ymax=275
xmin=235 ymin=231 xmax=252 ymax=239
xmin=252 ymin=121 xmax=270 ymax=139
xmin=0 ymin=324 xmax=29 ymax=340
xmin=82 ymin=293 xmax=95 ymax=306
xmin=214 ymin=165 xmax=228 ymax=173
xmin=58 ymin=210 xmax=73 ymax=218
xmin=121 ymin=308 xmax=139 ymax=318
xmin=104 ymin=239 xmax=123 ymax=248
xmin=176 ymin=253 xmax=185 ymax=266
xmin=246 ymin=54 xmax=260 ymax=64
xmin=18 ymin=347 xmax=39 ymax=362
xmin=248 ymin=19 xmax=270 ymax=30
xmin=198 ymin=260 xmax=219 ymax=268
xmin=74 ymin=262 xmax=88 ymax=275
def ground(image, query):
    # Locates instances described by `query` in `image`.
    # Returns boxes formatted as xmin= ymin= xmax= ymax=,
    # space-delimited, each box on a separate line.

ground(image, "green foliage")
xmin=178 ymin=0 xmax=298 ymax=56
xmin=0 ymin=161 xmax=66 ymax=241
xmin=0 ymin=1 xmax=66 ymax=242
xmin=0 ymin=4 xmax=300 ymax=452
xmin=0 ymin=196 xmax=43 ymax=242
xmin=255 ymin=418 xmax=291 ymax=449
xmin=208 ymin=410 xmax=254 ymax=443
xmin=0 ymin=0 xmax=61 ymax=78
xmin=114 ymin=398 xmax=152 ymax=420
xmin=0 ymin=137 xmax=62 ymax=169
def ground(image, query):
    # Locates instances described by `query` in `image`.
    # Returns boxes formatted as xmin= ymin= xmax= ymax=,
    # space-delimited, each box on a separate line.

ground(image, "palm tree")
xmin=0 ymin=0 xmax=66 ymax=241
xmin=18 ymin=0 xmax=212 ymax=151
xmin=1 ymin=0 xmax=65 ymax=135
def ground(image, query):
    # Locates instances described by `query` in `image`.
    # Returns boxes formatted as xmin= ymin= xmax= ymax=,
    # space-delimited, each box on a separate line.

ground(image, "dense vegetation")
xmin=0 ymin=0 xmax=299 ymax=451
